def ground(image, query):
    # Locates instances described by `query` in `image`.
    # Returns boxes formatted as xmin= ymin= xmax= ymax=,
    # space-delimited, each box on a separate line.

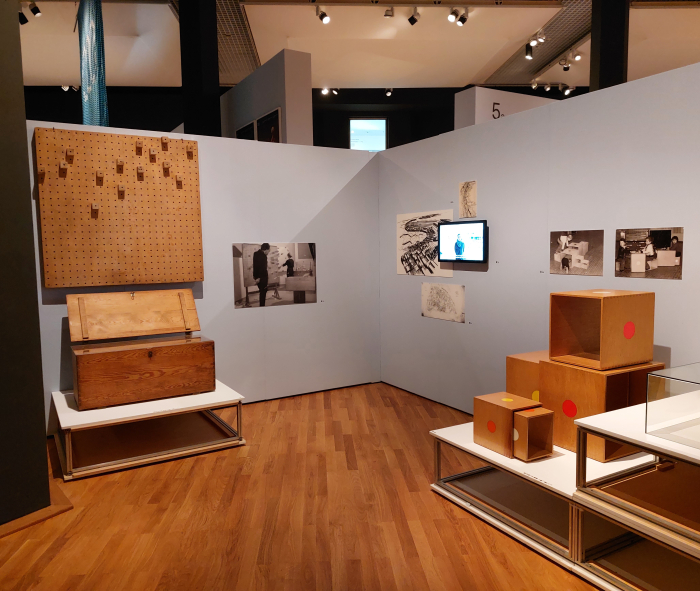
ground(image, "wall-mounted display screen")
xmin=350 ymin=119 xmax=386 ymax=152
xmin=438 ymin=220 xmax=488 ymax=263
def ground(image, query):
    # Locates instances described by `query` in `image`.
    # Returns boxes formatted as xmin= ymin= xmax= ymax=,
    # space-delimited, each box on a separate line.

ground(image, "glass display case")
xmin=647 ymin=362 xmax=700 ymax=449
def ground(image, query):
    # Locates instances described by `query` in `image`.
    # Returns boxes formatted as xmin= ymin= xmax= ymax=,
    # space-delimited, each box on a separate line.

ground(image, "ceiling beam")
xmin=240 ymin=0 xmax=562 ymax=6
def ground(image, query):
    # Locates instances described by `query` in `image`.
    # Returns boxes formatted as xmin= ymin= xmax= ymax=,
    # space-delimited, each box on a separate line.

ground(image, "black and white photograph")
xmin=615 ymin=227 xmax=683 ymax=280
xmin=233 ymin=243 xmax=316 ymax=308
xmin=397 ymin=209 xmax=453 ymax=277
xmin=421 ymin=282 xmax=465 ymax=323
xmin=550 ymin=230 xmax=604 ymax=276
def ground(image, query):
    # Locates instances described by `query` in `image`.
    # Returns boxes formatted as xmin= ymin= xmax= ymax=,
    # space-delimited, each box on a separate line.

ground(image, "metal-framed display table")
xmin=53 ymin=380 xmax=245 ymax=481
xmin=430 ymin=422 xmax=689 ymax=591
xmin=575 ymin=404 xmax=700 ymax=589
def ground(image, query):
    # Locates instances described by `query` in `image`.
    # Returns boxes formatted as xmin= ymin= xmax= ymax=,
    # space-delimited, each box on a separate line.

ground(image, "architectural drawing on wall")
xmin=233 ymin=242 xmax=317 ymax=308
xmin=421 ymin=283 xmax=465 ymax=323
xmin=550 ymin=230 xmax=604 ymax=276
xmin=397 ymin=209 xmax=453 ymax=277
xmin=615 ymin=227 xmax=683 ymax=280
xmin=459 ymin=181 xmax=477 ymax=218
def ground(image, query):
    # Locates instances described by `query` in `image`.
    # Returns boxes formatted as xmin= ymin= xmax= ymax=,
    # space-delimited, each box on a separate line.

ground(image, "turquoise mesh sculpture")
xmin=78 ymin=0 xmax=109 ymax=126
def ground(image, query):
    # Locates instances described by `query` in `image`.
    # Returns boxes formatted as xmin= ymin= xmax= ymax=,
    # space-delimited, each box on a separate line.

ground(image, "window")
xmin=350 ymin=119 xmax=386 ymax=152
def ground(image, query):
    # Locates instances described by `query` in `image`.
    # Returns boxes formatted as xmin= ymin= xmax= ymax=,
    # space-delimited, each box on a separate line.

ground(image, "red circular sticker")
xmin=487 ymin=420 xmax=496 ymax=433
xmin=623 ymin=321 xmax=636 ymax=339
xmin=562 ymin=400 xmax=578 ymax=418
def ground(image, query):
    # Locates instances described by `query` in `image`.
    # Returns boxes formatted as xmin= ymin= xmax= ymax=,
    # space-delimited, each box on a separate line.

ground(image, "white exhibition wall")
xmin=27 ymin=122 xmax=379 ymax=426
xmin=380 ymin=62 xmax=700 ymax=413
xmin=27 ymin=61 xmax=700 ymax=426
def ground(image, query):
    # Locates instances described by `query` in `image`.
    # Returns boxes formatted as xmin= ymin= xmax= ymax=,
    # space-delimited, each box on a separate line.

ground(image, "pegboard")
xmin=34 ymin=127 xmax=204 ymax=288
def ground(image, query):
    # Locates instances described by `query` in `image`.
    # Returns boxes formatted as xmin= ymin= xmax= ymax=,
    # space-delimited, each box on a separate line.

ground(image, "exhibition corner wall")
xmin=377 ymin=61 xmax=700 ymax=414
xmin=27 ymin=121 xmax=381 ymax=428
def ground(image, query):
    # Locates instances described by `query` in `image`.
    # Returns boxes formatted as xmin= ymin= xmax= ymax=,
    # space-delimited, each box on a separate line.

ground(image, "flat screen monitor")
xmin=438 ymin=220 xmax=488 ymax=263
xmin=350 ymin=119 xmax=386 ymax=152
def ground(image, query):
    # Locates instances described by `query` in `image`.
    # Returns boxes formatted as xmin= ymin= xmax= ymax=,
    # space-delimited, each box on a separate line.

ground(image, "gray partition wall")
xmin=378 ymin=62 xmax=700 ymax=413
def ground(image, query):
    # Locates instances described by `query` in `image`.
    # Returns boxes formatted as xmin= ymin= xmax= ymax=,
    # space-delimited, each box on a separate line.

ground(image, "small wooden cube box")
xmin=473 ymin=392 xmax=541 ymax=458
xmin=513 ymin=407 xmax=553 ymax=462
xmin=506 ymin=350 xmax=549 ymax=402
xmin=550 ymin=290 xmax=655 ymax=370
xmin=67 ymin=289 xmax=215 ymax=410
xmin=539 ymin=358 xmax=664 ymax=462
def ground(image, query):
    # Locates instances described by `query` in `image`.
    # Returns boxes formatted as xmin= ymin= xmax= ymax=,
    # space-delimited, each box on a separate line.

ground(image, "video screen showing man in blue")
xmin=439 ymin=222 xmax=485 ymax=262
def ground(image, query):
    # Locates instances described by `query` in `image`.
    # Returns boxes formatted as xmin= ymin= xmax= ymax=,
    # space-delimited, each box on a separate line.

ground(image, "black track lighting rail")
xmin=240 ymin=0 xmax=561 ymax=6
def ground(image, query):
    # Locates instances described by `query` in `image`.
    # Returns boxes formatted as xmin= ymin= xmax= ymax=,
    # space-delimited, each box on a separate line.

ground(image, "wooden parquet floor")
xmin=0 ymin=383 xmax=596 ymax=591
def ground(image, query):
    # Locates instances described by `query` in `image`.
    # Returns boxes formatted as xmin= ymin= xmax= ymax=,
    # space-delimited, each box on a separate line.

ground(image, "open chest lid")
xmin=66 ymin=289 xmax=201 ymax=342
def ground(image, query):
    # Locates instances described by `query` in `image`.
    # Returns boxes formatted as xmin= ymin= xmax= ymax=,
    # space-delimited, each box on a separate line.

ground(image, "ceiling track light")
xmin=536 ymin=30 xmax=545 ymax=43
xmin=572 ymin=50 xmax=582 ymax=61
xmin=448 ymin=8 xmax=459 ymax=22
xmin=316 ymin=6 xmax=330 ymax=24
xmin=385 ymin=88 xmax=393 ymax=97
xmin=525 ymin=44 xmax=533 ymax=60
xmin=408 ymin=7 xmax=420 ymax=26
xmin=321 ymin=88 xmax=330 ymax=95
xmin=384 ymin=7 xmax=394 ymax=18
xmin=331 ymin=88 xmax=339 ymax=95
xmin=19 ymin=9 xmax=28 ymax=25
xmin=531 ymin=80 xmax=538 ymax=90
xmin=565 ymin=86 xmax=575 ymax=96
xmin=457 ymin=12 xmax=468 ymax=26
xmin=544 ymin=84 xmax=551 ymax=92
xmin=61 ymin=85 xmax=69 ymax=92
xmin=29 ymin=2 xmax=41 ymax=17
xmin=529 ymin=36 xmax=538 ymax=47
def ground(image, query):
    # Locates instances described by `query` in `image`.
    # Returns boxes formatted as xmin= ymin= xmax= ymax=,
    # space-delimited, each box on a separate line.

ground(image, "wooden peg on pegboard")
xmin=59 ymin=161 xmax=68 ymax=178
xmin=137 ymin=165 xmax=145 ymax=181
xmin=96 ymin=170 xmax=104 ymax=186
xmin=176 ymin=174 xmax=183 ymax=189
xmin=161 ymin=137 xmax=169 ymax=151
xmin=38 ymin=166 xmax=46 ymax=184
xmin=135 ymin=140 xmax=143 ymax=155
xmin=186 ymin=144 xmax=194 ymax=159
xmin=163 ymin=161 xmax=171 ymax=176
xmin=116 ymin=158 xmax=125 ymax=174
xmin=118 ymin=184 xmax=126 ymax=199
xmin=66 ymin=148 xmax=75 ymax=164
xmin=149 ymin=148 xmax=158 ymax=164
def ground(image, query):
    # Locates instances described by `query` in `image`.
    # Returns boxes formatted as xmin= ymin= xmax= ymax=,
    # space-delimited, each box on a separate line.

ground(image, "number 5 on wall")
xmin=492 ymin=103 xmax=502 ymax=119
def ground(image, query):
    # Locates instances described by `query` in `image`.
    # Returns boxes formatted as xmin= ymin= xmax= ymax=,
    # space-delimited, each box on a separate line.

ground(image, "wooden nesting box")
xmin=506 ymin=350 xmax=549 ymax=403
xmin=67 ymin=289 xmax=215 ymax=410
xmin=473 ymin=393 xmax=541 ymax=458
xmin=513 ymin=408 xmax=554 ymax=462
xmin=549 ymin=290 xmax=655 ymax=370
xmin=539 ymin=358 xmax=664 ymax=462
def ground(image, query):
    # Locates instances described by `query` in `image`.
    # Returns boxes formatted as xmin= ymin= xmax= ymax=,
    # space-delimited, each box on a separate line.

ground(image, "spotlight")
xmin=563 ymin=61 xmax=571 ymax=72
xmin=544 ymin=84 xmax=551 ymax=92
xmin=456 ymin=13 xmax=468 ymax=26
xmin=573 ymin=50 xmax=582 ymax=61
xmin=321 ymin=88 xmax=329 ymax=95
xmin=531 ymin=80 xmax=538 ymax=90
xmin=448 ymin=8 xmax=459 ymax=22
xmin=537 ymin=30 xmax=545 ymax=43
xmin=61 ymin=85 xmax=70 ymax=92
xmin=384 ymin=7 xmax=394 ymax=18
xmin=316 ymin=7 xmax=330 ymax=24
xmin=408 ymin=7 xmax=420 ymax=26
xmin=19 ymin=10 xmax=28 ymax=25
xmin=29 ymin=2 xmax=41 ymax=17
xmin=525 ymin=45 xmax=533 ymax=60
xmin=529 ymin=37 xmax=538 ymax=47
xmin=564 ymin=86 xmax=576 ymax=96
xmin=71 ymin=86 xmax=79 ymax=92
xmin=331 ymin=88 xmax=339 ymax=95
xmin=385 ymin=88 xmax=393 ymax=97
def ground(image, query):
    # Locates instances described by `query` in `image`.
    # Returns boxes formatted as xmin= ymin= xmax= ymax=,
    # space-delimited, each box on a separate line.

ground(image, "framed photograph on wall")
xmin=256 ymin=108 xmax=281 ymax=143
xmin=550 ymin=230 xmax=604 ymax=276
xmin=615 ymin=227 xmax=683 ymax=280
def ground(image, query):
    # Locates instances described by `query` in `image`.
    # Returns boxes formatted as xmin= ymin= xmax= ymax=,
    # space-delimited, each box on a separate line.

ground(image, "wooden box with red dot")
xmin=473 ymin=393 xmax=541 ymax=458
xmin=539 ymin=358 xmax=665 ymax=462
xmin=549 ymin=290 xmax=655 ymax=371
xmin=513 ymin=407 xmax=554 ymax=462
xmin=506 ymin=350 xmax=549 ymax=403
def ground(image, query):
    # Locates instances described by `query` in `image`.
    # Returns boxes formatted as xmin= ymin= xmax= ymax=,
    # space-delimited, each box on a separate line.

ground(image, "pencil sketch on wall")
xmin=421 ymin=283 xmax=465 ymax=323
xmin=459 ymin=181 xmax=477 ymax=218
xmin=615 ymin=227 xmax=683 ymax=280
xmin=550 ymin=230 xmax=604 ymax=276
xmin=397 ymin=209 xmax=453 ymax=277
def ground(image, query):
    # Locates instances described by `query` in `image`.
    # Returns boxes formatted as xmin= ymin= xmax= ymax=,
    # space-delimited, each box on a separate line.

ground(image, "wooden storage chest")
xmin=67 ymin=289 xmax=215 ymax=410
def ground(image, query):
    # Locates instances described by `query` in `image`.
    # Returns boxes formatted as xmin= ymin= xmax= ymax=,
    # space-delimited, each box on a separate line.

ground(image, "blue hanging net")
xmin=78 ymin=0 xmax=109 ymax=126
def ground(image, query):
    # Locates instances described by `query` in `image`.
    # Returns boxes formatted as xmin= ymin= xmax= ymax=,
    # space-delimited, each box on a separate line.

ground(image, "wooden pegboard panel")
xmin=34 ymin=127 xmax=204 ymax=288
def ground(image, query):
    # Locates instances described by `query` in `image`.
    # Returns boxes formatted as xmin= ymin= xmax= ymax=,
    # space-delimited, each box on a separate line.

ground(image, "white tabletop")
xmin=52 ymin=380 xmax=244 ymax=430
xmin=575 ymin=404 xmax=700 ymax=466
xmin=431 ymin=422 xmax=653 ymax=499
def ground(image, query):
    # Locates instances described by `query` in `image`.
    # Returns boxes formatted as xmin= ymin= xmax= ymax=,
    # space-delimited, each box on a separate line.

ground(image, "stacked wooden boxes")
xmin=67 ymin=289 xmax=215 ymax=410
xmin=503 ymin=289 xmax=663 ymax=463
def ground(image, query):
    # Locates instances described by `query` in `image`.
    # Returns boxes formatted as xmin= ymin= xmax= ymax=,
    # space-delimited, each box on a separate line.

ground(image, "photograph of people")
xmin=454 ymin=233 xmax=465 ymax=259
xmin=549 ymin=230 xmax=603 ymax=276
xmin=615 ymin=228 xmax=683 ymax=280
xmin=282 ymin=252 xmax=295 ymax=277
xmin=253 ymin=243 xmax=271 ymax=307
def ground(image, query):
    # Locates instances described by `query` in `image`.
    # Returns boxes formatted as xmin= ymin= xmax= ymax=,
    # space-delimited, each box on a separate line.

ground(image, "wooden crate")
xmin=67 ymin=289 xmax=215 ymax=410
xmin=34 ymin=128 xmax=203 ymax=288
xmin=539 ymin=358 xmax=664 ymax=462
xmin=550 ymin=290 xmax=655 ymax=370
xmin=506 ymin=350 xmax=549 ymax=402
xmin=513 ymin=408 xmax=554 ymax=462
xmin=473 ymin=392 xmax=541 ymax=458
xmin=73 ymin=336 xmax=215 ymax=410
